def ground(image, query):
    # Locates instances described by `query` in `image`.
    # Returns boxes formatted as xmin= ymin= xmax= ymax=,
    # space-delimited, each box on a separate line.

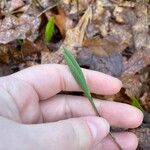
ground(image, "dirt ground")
xmin=0 ymin=0 xmax=150 ymax=149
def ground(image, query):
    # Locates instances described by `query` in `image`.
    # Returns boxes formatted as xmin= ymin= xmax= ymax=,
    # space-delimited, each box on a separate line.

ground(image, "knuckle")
xmin=63 ymin=95 xmax=73 ymax=119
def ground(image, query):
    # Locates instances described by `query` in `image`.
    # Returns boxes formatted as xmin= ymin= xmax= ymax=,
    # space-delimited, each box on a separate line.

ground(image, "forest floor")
xmin=0 ymin=0 xmax=150 ymax=149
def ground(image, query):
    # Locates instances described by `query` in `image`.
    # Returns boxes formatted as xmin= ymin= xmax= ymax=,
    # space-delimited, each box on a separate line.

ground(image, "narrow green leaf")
xmin=44 ymin=17 xmax=55 ymax=42
xmin=63 ymin=48 xmax=91 ymax=97
xmin=63 ymin=47 xmax=122 ymax=150
xmin=63 ymin=48 xmax=100 ymax=116
xmin=131 ymin=96 xmax=144 ymax=112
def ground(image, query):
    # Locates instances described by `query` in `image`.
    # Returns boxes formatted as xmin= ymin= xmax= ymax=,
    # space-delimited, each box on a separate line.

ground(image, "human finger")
xmin=11 ymin=64 xmax=122 ymax=100
xmin=40 ymin=95 xmax=143 ymax=128
xmin=100 ymin=132 xmax=138 ymax=150
xmin=25 ymin=116 xmax=110 ymax=150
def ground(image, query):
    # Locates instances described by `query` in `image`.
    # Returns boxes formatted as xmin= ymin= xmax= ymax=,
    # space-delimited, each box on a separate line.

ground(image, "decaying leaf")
xmin=131 ymin=128 xmax=150 ymax=149
xmin=0 ymin=0 xmax=150 ymax=149
xmin=113 ymin=6 xmax=137 ymax=25
xmin=140 ymin=92 xmax=150 ymax=112
xmin=122 ymin=48 xmax=150 ymax=76
xmin=9 ymin=0 xmax=25 ymax=11
xmin=64 ymin=6 xmax=92 ymax=47
xmin=83 ymin=28 xmax=131 ymax=57
xmin=54 ymin=8 xmax=73 ymax=37
xmin=0 ymin=14 xmax=41 ymax=44
xmin=121 ymin=75 xmax=143 ymax=98
xmin=0 ymin=44 xmax=9 ymax=63
xmin=43 ymin=6 xmax=92 ymax=64
xmin=0 ymin=1 xmax=41 ymax=44
xmin=132 ymin=2 xmax=150 ymax=50
xmin=0 ymin=64 xmax=12 ymax=77
xmin=77 ymin=48 xmax=123 ymax=77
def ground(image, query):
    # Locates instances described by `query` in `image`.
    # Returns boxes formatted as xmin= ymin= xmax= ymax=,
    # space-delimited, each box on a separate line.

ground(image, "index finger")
xmin=11 ymin=64 xmax=122 ymax=100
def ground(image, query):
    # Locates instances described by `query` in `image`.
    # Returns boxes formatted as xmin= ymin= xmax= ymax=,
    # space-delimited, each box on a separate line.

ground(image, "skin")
xmin=0 ymin=64 xmax=143 ymax=150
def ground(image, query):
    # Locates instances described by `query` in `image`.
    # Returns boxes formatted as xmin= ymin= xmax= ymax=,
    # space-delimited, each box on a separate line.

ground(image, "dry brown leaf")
xmin=21 ymin=40 xmax=41 ymax=57
xmin=41 ymin=51 xmax=52 ymax=64
xmin=64 ymin=6 xmax=92 ymax=47
xmin=84 ymin=23 xmax=132 ymax=57
xmin=0 ymin=44 xmax=9 ymax=63
xmin=118 ymin=1 xmax=135 ymax=7
xmin=121 ymin=74 xmax=143 ymax=98
xmin=77 ymin=48 xmax=123 ymax=77
xmin=54 ymin=8 xmax=73 ymax=37
xmin=83 ymin=33 xmax=131 ymax=57
xmin=83 ymin=38 xmax=108 ymax=57
xmin=9 ymin=0 xmax=25 ymax=11
xmin=122 ymin=48 xmax=150 ymax=76
xmin=132 ymin=3 xmax=149 ymax=50
xmin=113 ymin=6 xmax=137 ymax=25
xmin=131 ymin=128 xmax=150 ymax=149
xmin=140 ymin=92 xmax=150 ymax=112
xmin=66 ymin=0 xmax=92 ymax=14
xmin=0 ymin=14 xmax=41 ymax=44
xmin=0 ymin=64 xmax=12 ymax=77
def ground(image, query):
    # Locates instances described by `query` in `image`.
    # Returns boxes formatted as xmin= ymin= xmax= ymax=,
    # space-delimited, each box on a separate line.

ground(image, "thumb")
xmin=25 ymin=116 xmax=110 ymax=150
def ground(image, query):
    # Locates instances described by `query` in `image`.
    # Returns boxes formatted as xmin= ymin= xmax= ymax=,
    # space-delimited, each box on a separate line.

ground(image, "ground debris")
xmin=77 ymin=48 xmax=123 ymax=77
xmin=0 ymin=0 xmax=150 ymax=149
xmin=131 ymin=128 xmax=150 ymax=150
xmin=0 ymin=0 xmax=41 ymax=44
xmin=122 ymin=48 xmax=150 ymax=76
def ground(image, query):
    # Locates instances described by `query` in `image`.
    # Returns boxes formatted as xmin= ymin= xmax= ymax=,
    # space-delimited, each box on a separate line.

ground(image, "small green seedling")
xmin=63 ymin=48 xmax=122 ymax=150
xmin=44 ymin=17 xmax=55 ymax=43
xmin=131 ymin=96 xmax=144 ymax=112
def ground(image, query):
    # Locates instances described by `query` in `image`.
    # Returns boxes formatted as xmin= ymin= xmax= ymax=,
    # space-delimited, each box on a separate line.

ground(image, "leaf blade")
xmin=63 ymin=48 xmax=100 ymax=116
xmin=63 ymin=47 xmax=122 ymax=149
xmin=63 ymin=48 xmax=91 ymax=98
xmin=131 ymin=96 xmax=144 ymax=112
xmin=44 ymin=17 xmax=55 ymax=43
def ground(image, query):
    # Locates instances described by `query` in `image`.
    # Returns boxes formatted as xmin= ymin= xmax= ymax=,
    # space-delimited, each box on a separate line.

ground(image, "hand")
xmin=0 ymin=64 xmax=143 ymax=150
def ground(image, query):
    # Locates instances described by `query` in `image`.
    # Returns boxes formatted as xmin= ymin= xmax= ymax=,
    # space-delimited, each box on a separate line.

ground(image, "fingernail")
xmin=87 ymin=121 xmax=97 ymax=139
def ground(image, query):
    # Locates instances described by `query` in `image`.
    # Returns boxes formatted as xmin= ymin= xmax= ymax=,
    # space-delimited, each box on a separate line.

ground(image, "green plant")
xmin=63 ymin=48 xmax=122 ymax=150
xmin=131 ymin=96 xmax=144 ymax=112
xmin=44 ymin=17 xmax=55 ymax=43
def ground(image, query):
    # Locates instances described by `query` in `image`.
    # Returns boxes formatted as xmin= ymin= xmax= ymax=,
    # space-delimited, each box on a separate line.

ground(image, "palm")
xmin=0 ymin=77 xmax=41 ymax=123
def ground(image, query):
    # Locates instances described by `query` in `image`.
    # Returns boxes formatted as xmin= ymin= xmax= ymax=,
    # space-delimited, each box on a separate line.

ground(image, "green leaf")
xmin=63 ymin=48 xmax=123 ymax=149
xmin=44 ymin=17 xmax=55 ymax=43
xmin=131 ymin=96 xmax=144 ymax=112
xmin=63 ymin=48 xmax=100 ymax=116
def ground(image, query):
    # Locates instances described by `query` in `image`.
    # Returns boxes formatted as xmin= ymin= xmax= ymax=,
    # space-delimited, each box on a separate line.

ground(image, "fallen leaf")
xmin=132 ymin=3 xmax=150 ymax=50
xmin=0 ymin=64 xmax=12 ymax=77
xmin=140 ymin=92 xmax=150 ymax=112
xmin=121 ymin=74 xmax=143 ymax=98
xmin=122 ymin=48 xmax=150 ymax=76
xmin=77 ymin=48 xmax=123 ymax=77
xmin=0 ymin=14 xmax=41 ymax=44
xmin=54 ymin=8 xmax=73 ymax=37
xmin=113 ymin=6 xmax=137 ymax=25
xmin=9 ymin=0 xmax=25 ymax=11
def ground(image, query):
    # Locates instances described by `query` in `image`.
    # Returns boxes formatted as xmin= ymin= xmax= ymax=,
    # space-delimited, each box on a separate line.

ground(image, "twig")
xmin=37 ymin=3 xmax=59 ymax=18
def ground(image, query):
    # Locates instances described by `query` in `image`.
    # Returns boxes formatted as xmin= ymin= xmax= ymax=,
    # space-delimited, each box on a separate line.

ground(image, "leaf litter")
xmin=0 ymin=0 xmax=150 ymax=149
